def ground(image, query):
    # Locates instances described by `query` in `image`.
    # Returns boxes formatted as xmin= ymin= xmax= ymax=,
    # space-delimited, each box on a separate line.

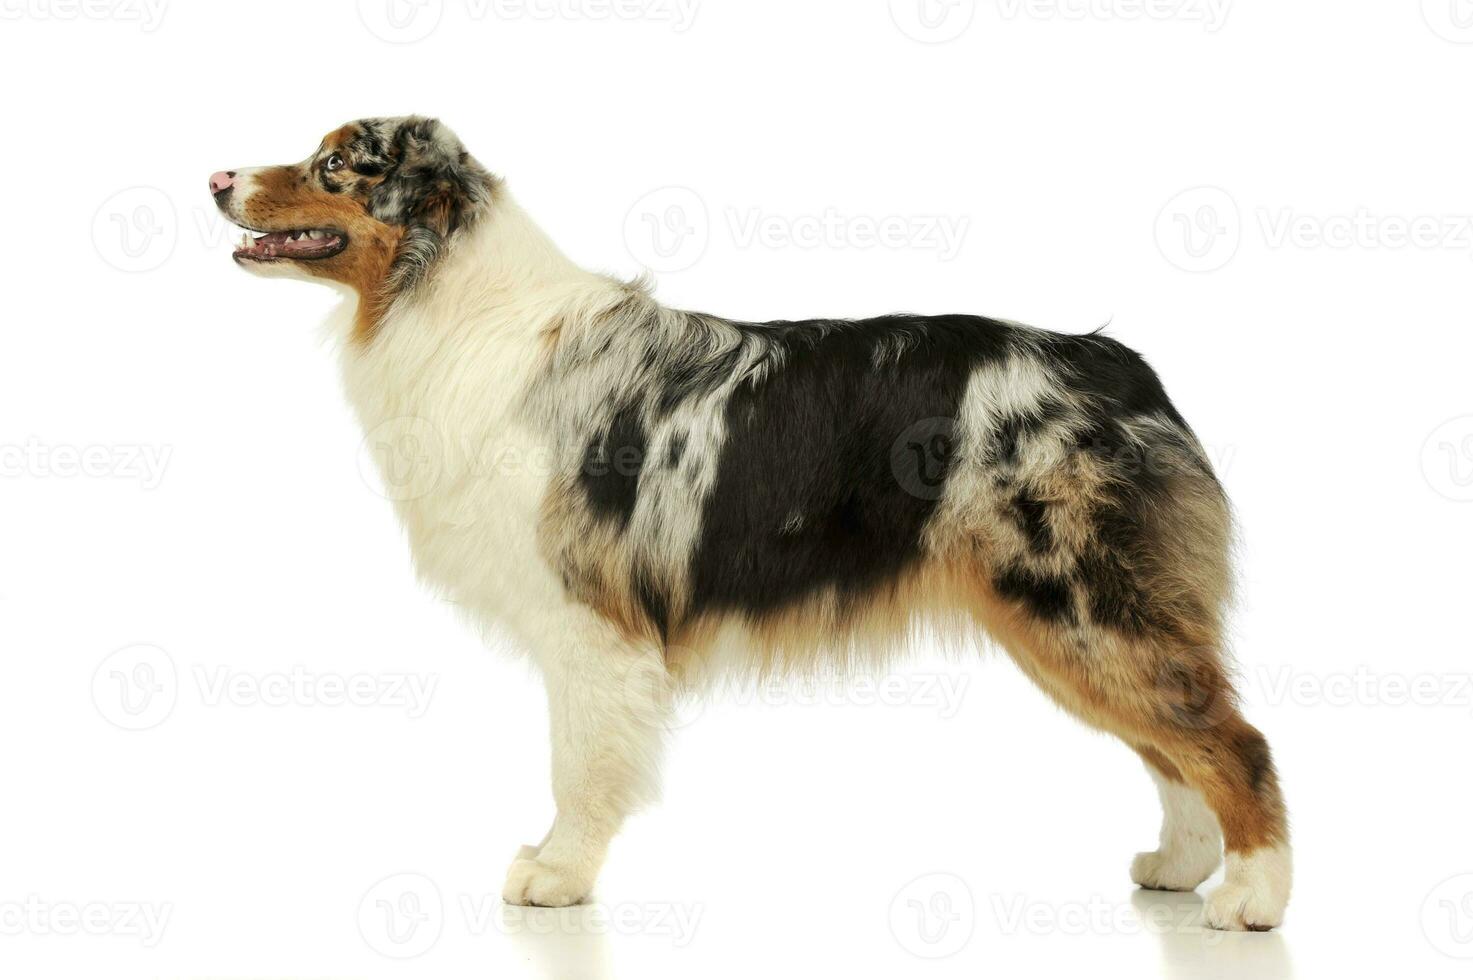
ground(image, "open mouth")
xmin=232 ymin=227 xmax=346 ymax=262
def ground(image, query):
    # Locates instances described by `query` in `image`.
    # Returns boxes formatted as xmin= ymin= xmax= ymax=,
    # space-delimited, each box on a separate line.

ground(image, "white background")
xmin=2 ymin=1 xmax=1472 ymax=977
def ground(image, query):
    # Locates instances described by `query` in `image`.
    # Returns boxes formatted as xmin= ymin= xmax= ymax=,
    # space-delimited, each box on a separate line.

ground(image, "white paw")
xmin=1204 ymin=881 xmax=1281 ymax=931
xmin=501 ymin=858 xmax=589 ymax=908
xmin=514 ymin=844 xmax=541 ymax=861
xmin=1131 ymin=847 xmax=1220 ymax=892
xmin=1203 ymin=845 xmax=1291 ymax=931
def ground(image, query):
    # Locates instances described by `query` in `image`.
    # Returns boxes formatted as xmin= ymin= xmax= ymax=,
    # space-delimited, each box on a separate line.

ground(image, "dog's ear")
xmin=368 ymin=117 xmax=492 ymax=238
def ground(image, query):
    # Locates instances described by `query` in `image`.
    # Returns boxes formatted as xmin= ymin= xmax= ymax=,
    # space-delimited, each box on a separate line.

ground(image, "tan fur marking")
xmin=241 ymin=165 xmax=405 ymax=345
xmin=966 ymin=567 xmax=1286 ymax=855
xmin=1137 ymin=745 xmax=1184 ymax=783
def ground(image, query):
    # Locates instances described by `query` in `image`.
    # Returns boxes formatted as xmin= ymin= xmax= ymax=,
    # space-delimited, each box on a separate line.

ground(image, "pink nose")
xmin=209 ymin=170 xmax=236 ymax=195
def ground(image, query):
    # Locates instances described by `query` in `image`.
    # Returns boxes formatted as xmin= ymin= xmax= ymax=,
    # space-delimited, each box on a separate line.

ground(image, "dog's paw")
xmin=1131 ymin=847 xmax=1220 ymax=892
xmin=501 ymin=858 xmax=588 ymax=908
xmin=514 ymin=844 xmax=541 ymax=861
xmin=1202 ymin=846 xmax=1291 ymax=931
xmin=1204 ymin=881 xmax=1281 ymax=931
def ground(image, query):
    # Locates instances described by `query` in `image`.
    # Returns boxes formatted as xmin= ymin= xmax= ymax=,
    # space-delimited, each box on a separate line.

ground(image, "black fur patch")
xmin=685 ymin=314 xmax=1013 ymax=619
xmin=994 ymin=565 xmax=1076 ymax=623
xmin=580 ymin=404 xmax=646 ymax=527
xmin=1009 ymin=488 xmax=1053 ymax=554
xmin=1036 ymin=331 xmax=1187 ymax=428
xmin=987 ymin=400 xmax=1065 ymax=467
xmin=1076 ymin=500 xmax=1157 ymax=635
xmin=666 ymin=431 xmax=687 ymax=468
xmin=1234 ymin=727 xmax=1275 ymax=794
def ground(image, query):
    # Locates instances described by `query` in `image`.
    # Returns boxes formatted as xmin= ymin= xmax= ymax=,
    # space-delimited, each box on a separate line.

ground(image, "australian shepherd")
xmin=209 ymin=116 xmax=1291 ymax=930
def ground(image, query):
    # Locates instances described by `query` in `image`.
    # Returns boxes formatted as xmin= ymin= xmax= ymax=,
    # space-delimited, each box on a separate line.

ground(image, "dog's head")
xmin=210 ymin=116 xmax=495 ymax=309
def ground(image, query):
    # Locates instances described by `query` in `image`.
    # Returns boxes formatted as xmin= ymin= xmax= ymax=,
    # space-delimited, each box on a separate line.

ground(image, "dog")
xmin=209 ymin=116 xmax=1291 ymax=930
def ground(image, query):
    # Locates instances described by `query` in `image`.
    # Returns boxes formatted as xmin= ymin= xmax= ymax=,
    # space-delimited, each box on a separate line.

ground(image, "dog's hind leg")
xmin=502 ymin=610 xmax=669 ymax=907
xmin=1156 ymin=706 xmax=1291 ymax=931
xmin=985 ymin=607 xmax=1291 ymax=930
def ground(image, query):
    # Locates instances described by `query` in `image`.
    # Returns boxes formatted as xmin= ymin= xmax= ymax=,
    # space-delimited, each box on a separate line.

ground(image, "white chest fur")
xmin=343 ymin=308 xmax=561 ymax=642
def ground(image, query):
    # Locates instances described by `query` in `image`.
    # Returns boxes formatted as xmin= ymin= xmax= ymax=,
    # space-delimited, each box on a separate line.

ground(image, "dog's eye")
xmin=324 ymin=153 xmax=346 ymax=173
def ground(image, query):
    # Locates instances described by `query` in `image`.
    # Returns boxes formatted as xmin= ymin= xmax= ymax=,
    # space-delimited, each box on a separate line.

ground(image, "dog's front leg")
xmin=502 ymin=614 xmax=669 ymax=907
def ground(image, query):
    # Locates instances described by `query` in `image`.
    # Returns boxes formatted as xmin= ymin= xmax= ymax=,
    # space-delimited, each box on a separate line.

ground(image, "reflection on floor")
xmin=1130 ymin=889 xmax=1292 ymax=980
